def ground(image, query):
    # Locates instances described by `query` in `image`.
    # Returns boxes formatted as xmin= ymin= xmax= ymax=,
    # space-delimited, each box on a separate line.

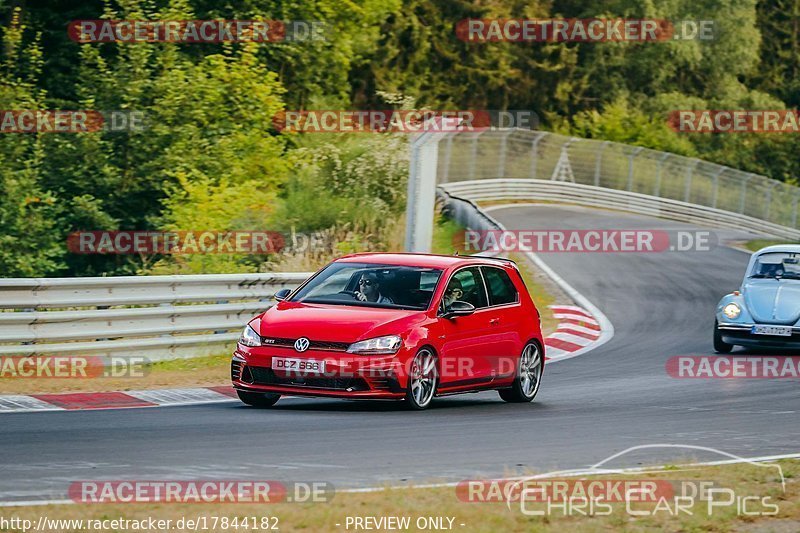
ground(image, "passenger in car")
xmin=443 ymin=278 xmax=464 ymax=309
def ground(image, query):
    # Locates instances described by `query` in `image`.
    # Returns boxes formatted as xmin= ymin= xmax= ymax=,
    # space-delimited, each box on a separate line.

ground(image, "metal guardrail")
xmin=0 ymin=273 xmax=311 ymax=359
xmin=428 ymin=129 xmax=800 ymax=240
xmin=440 ymin=179 xmax=800 ymax=240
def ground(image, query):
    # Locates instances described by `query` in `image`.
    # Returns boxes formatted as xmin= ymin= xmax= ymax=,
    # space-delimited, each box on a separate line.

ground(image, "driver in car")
xmin=443 ymin=278 xmax=464 ymax=309
xmin=355 ymin=272 xmax=394 ymax=304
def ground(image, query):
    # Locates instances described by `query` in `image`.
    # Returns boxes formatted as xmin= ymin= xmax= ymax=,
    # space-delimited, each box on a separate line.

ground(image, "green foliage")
xmin=0 ymin=9 xmax=65 ymax=276
xmin=568 ymin=98 xmax=697 ymax=156
xmin=0 ymin=0 xmax=798 ymax=277
xmin=275 ymin=133 xmax=408 ymax=232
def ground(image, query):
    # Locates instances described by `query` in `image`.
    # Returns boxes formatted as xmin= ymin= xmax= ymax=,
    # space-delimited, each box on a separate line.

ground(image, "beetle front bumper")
xmin=718 ymin=323 xmax=800 ymax=350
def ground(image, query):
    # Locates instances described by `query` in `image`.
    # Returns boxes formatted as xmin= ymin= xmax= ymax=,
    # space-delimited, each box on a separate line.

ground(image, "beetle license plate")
xmin=272 ymin=357 xmax=326 ymax=373
xmin=751 ymin=325 xmax=792 ymax=337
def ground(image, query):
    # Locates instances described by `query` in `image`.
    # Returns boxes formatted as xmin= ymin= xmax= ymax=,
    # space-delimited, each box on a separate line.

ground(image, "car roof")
xmin=335 ymin=252 xmax=515 ymax=270
xmin=754 ymin=244 xmax=800 ymax=255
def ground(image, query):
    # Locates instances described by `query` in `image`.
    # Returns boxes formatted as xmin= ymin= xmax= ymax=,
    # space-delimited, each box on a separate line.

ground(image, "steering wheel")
xmin=337 ymin=290 xmax=358 ymax=299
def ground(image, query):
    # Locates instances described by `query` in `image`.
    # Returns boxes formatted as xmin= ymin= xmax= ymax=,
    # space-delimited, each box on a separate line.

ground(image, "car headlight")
xmin=722 ymin=303 xmax=741 ymax=319
xmin=238 ymin=324 xmax=262 ymax=347
xmin=347 ymin=335 xmax=402 ymax=355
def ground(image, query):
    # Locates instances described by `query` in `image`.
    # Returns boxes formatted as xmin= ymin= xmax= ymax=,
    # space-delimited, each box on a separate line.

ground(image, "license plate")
xmin=272 ymin=357 xmax=326 ymax=373
xmin=751 ymin=325 xmax=792 ymax=337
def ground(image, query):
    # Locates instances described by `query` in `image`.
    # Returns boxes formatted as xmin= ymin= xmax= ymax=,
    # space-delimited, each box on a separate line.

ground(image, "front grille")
xmin=259 ymin=337 xmax=350 ymax=352
xmin=248 ymin=366 xmax=369 ymax=391
xmin=309 ymin=340 xmax=351 ymax=351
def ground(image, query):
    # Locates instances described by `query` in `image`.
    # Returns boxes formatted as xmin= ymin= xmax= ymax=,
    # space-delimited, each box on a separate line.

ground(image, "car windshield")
xmin=290 ymin=262 xmax=443 ymax=310
xmin=749 ymin=252 xmax=800 ymax=279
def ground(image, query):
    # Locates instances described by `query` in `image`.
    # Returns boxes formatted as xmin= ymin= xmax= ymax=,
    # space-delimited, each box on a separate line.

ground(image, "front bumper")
xmin=718 ymin=323 xmax=800 ymax=349
xmin=231 ymin=348 xmax=406 ymax=399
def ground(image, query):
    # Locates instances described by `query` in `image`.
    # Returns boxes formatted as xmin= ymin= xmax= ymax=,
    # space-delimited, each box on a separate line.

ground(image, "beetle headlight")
xmin=347 ymin=335 xmax=402 ymax=355
xmin=723 ymin=303 xmax=741 ymax=319
xmin=238 ymin=324 xmax=262 ymax=347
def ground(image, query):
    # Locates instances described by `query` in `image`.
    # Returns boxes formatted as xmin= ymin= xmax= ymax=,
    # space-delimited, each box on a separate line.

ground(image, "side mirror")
xmin=442 ymin=300 xmax=475 ymax=319
xmin=274 ymin=288 xmax=292 ymax=301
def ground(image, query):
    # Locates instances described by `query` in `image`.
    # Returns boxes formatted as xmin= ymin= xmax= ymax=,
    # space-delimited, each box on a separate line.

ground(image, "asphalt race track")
xmin=2 ymin=205 xmax=799 ymax=504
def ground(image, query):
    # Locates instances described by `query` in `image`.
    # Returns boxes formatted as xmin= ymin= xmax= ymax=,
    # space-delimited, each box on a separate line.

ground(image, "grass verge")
xmin=0 ymin=353 xmax=232 ymax=395
xmin=3 ymin=460 xmax=797 ymax=532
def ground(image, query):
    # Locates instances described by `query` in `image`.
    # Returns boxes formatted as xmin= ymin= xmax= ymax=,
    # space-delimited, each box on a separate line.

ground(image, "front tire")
xmin=499 ymin=342 xmax=543 ymax=403
xmin=404 ymin=348 xmax=438 ymax=410
xmin=713 ymin=320 xmax=733 ymax=354
xmin=237 ymin=390 xmax=281 ymax=408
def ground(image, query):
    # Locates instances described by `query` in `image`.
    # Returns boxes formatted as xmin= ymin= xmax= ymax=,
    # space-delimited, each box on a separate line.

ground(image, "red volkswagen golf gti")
xmin=231 ymin=253 xmax=544 ymax=409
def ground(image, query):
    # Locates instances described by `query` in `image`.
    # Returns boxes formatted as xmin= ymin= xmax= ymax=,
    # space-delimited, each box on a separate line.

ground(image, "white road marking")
xmin=126 ymin=387 xmax=235 ymax=406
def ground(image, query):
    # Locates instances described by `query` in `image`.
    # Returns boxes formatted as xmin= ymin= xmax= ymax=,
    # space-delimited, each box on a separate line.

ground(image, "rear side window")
xmin=448 ymin=267 xmax=488 ymax=308
xmin=482 ymin=267 xmax=518 ymax=306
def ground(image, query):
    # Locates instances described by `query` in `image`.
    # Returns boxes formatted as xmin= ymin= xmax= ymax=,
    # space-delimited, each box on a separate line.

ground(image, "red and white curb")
xmin=545 ymin=305 xmax=603 ymax=362
xmin=0 ymin=386 xmax=238 ymax=413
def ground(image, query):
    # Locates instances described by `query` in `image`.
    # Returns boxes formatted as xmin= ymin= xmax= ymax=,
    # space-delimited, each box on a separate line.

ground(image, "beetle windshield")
xmin=290 ymin=262 xmax=443 ymax=310
xmin=750 ymin=252 xmax=800 ymax=280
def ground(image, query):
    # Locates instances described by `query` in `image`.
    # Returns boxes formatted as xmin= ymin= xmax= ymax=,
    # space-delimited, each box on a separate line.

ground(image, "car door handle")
xmin=489 ymin=318 xmax=500 ymax=326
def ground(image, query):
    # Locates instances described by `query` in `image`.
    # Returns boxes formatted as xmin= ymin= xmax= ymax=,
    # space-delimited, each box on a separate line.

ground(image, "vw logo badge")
xmin=294 ymin=337 xmax=310 ymax=352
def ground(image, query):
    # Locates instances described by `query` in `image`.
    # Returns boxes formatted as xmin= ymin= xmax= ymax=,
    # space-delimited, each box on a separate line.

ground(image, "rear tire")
xmin=499 ymin=342 xmax=543 ymax=403
xmin=237 ymin=390 xmax=281 ymax=408
xmin=404 ymin=348 xmax=438 ymax=410
xmin=713 ymin=320 xmax=734 ymax=354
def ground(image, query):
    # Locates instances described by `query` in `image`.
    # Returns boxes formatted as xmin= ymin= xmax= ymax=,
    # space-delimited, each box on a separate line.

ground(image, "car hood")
xmin=743 ymin=279 xmax=800 ymax=325
xmin=254 ymin=301 xmax=422 ymax=342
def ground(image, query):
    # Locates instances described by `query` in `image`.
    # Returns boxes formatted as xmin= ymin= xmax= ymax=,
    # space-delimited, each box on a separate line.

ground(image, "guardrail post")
xmin=654 ymin=152 xmax=670 ymax=197
xmin=627 ymin=147 xmax=643 ymax=191
xmin=440 ymin=135 xmax=453 ymax=183
xmin=684 ymin=159 xmax=698 ymax=202
xmin=711 ymin=167 xmax=725 ymax=209
xmin=594 ymin=141 xmax=610 ymax=187
xmin=406 ymin=127 xmax=448 ymax=252
xmin=793 ymin=192 xmax=800 ymax=228
xmin=764 ymin=182 xmax=777 ymax=221
xmin=740 ymin=175 xmax=753 ymax=214
xmin=497 ymin=129 xmax=512 ymax=178
xmin=469 ymin=134 xmax=479 ymax=180
xmin=529 ymin=131 xmax=545 ymax=179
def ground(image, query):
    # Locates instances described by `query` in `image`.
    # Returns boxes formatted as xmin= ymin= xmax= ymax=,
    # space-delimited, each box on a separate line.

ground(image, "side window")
xmin=419 ymin=271 xmax=440 ymax=290
xmin=447 ymin=267 xmax=488 ymax=309
xmin=482 ymin=267 xmax=518 ymax=306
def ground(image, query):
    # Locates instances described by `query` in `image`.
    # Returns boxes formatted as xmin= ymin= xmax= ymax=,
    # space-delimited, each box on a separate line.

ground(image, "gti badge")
xmin=294 ymin=337 xmax=310 ymax=352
